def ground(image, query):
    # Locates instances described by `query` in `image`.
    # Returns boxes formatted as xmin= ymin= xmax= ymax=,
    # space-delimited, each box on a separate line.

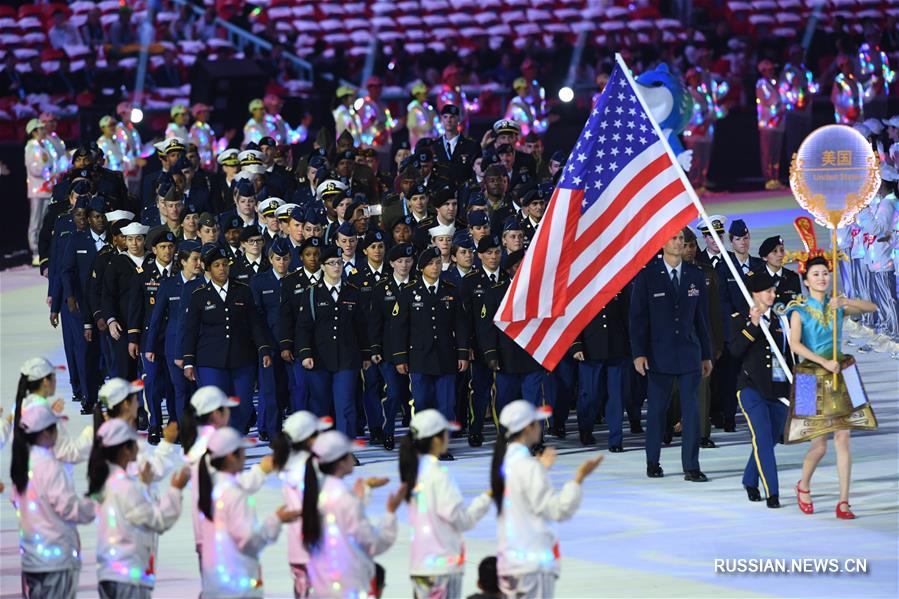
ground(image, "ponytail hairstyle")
xmin=10 ymin=424 xmax=56 ymax=495
xmin=270 ymin=432 xmax=294 ymax=471
xmin=302 ymin=453 xmax=349 ymax=550
xmin=13 ymin=373 xmax=50 ymax=428
xmin=398 ymin=433 xmax=438 ymax=501
xmin=490 ymin=428 xmax=511 ymax=514
xmin=86 ymin=437 xmax=137 ymax=497
xmin=198 ymin=450 xmax=228 ymax=520
xmin=180 ymin=402 xmax=201 ymax=451
xmin=93 ymin=396 xmax=133 ymax=439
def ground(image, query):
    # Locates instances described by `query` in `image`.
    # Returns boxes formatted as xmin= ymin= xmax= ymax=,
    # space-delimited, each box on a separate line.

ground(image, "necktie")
xmin=773 ymin=273 xmax=781 ymax=287
xmin=331 ymin=287 xmax=339 ymax=302
xmin=374 ymin=272 xmax=381 ymax=282
xmin=161 ymin=268 xmax=169 ymax=279
xmin=252 ymin=262 xmax=258 ymax=273
xmin=428 ymin=285 xmax=436 ymax=296
xmin=219 ymin=286 xmax=226 ymax=300
xmin=489 ymin=273 xmax=496 ymax=283
xmin=671 ymin=269 xmax=679 ymax=289
xmin=741 ymin=263 xmax=749 ymax=275
xmin=711 ymin=255 xmax=720 ymax=267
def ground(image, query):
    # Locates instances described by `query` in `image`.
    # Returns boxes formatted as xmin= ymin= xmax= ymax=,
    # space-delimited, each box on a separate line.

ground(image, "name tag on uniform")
xmin=234 ymin=301 xmax=245 ymax=306
xmin=169 ymin=296 xmax=180 ymax=301
xmin=76 ymin=249 xmax=87 ymax=254
xmin=204 ymin=304 xmax=216 ymax=311
xmin=411 ymin=301 xmax=424 ymax=309
xmin=262 ymin=289 xmax=274 ymax=295
xmin=653 ymin=292 xmax=666 ymax=298
xmin=294 ymin=288 xmax=302 ymax=294
xmin=317 ymin=301 xmax=330 ymax=307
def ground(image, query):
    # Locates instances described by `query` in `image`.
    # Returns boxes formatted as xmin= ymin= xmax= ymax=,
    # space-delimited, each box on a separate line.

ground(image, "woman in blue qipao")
xmin=784 ymin=256 xmax=877 ymax=520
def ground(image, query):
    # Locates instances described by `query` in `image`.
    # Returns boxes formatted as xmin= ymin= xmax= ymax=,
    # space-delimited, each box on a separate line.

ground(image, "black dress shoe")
xmin=147 ymin=427 xmax=161 ymax=446
xmin=370 ymin=428 xmax=383 ymax=445
xmin=383 ymin=434 xmax=395 ymax=451
xmin=438 ymin=452 xmax=455 ymax=461
xmin=72 ymin=392 xmax=84 ymax=403
xmin=684 ymin=470 xmax=709 ymax=482
xmin=258 ymin=431 xmax=270 ymax=443
xmin=663 ymin=431 xmax=673 ymax=446
xmin=629 ymin=420 xmax=644 ymax=434
xmin=766 ymin=495 xmax=781 ymax=508
xmin=579 ymin=432 xmax=596 ymax=446
xmin=468 ymin=431 xmax=483 ymax=448
xmin=137 ymin=412 xmax=149 ymax=432
xmin=647 ymin=462 xmax=664 ymax=478
xmin=608 ymin=445 xmax=623 ymax=453
xmin=700 ymin=437 xmax=717 ymax=449
xmin=724 ymin=419 xmax=736 ymax=433
xmin=551 ymin=423 xmax=567 ymax=439
xmin=745 ymin=486 xmax=762 ymax=502
xmin=80 ymin=403 xmax=95 ymax=416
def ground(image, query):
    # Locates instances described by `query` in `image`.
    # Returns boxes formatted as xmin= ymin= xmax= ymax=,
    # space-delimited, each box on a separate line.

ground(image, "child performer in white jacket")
xmin=271 ymin=411 xmax=333 ymax=598
xmin=399 ymin=409 xmax=492 ymax=599
xmin=15 ymin=357 xmax=93 ymax=463
xmin=88 ymin=418 xmax=190 ymax=598
xmin=182 ymin=386 xmax=273 ymax=572
xmin=10 ymin=402 xmax=96 ymax=599
xmin=303 ymin=430 xmax=405 ymax=598
xmin=197 ymin=426 xmax=300 ymax=598
xmin=95 ymin=378 xmax=182 ymax=481
xmin=492 ymin=401 xmax=604 ymax=599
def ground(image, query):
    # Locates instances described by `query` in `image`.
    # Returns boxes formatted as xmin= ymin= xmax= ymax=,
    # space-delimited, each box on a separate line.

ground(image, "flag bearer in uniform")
xmin=728 ymin=271 xmax=793 ymax=508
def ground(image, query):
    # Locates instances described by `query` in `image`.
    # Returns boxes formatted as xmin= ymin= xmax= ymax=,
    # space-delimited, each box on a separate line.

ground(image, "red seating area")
xmin=722 ymin=0 xmax=899 ymax=40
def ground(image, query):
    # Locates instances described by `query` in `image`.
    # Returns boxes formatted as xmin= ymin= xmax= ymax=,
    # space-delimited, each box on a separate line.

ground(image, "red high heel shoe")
xmin=795 ymin=481 xmax=814 ymax=514
xmin=835 ymin=501 xmax=856 ymax=520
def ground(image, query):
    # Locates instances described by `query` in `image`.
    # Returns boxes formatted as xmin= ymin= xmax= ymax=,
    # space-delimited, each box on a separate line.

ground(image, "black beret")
xmin=319 ymin=245 xmax=340 ymax=262
xmin=388 ymin=242 xmax=414 ymax=262
xmin=758 ymin=235 xmax=784 ymax=258
xmin=361 ymin=229 xmax=385 ymax=249
xmin=300 ymin=236 xmax=321 ymax=252
xmin=502 ymin=249 xmax=525 ymax=271
xmin=150 ymin=229 xmax=177 ymax=247
xmin=477 ymin=234 xmax=501 ymax=253
xmin=238 ymin=226 xmax=263 ymax=242
xmin=746 ymin=270 xmax=776 ymax=293
xmin=201 ymin=244 xmax=229 ymax=268
xmin=417 ymin=246 xmax=441 ymax=269
xmin=440 ymin=104 xmax=460 ymax=116
xmin=224 ymin=217 xmax=242 ymax=232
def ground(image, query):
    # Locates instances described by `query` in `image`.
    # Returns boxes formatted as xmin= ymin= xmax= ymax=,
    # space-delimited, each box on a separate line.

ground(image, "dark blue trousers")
xmin=99 ymin=330 xmax=116 ymax=381
xmin=167 ymin=358 xmax=194 ymax=425
xmin=410 ymin=372 xmax=456 ymax=421
xmin=257 ymin=355 xmax=287 ymax=436
xmin=143 ymin=355 xmax=173 ymax=429
xmin=737 ymin=387 xmax=788 ymax=498
xmin=307 ymin=369 xmax=358 ymax=438
xmin=646 ymin=370 xmax=700 ymax=471
xmin=382 ymin=362 xmax=409 ymax=435
xmin=495 ymin=371 xmax=544 ymax=416
xmin=468 ymin=362 xmax=494 ymax=434
xmin=197 ymin=365 xmax=256 ymax=432
xmin=289 ymin=361 xmax=310 ymax=413
xmin=546 ymin=356 xmax=576 ymax=428
xmin=60 ymin=307 xmax=83 ymax=396
xmin=362 ymin=363 xmax=386 ymax=435
xmin=578 ymin=358 xmax=626 ymax=447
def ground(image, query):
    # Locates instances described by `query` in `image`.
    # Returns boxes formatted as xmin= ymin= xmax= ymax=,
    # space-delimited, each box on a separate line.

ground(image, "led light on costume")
xmin=779 ymin=63 xmax=818 ymax=112
xmin=406 ymin=98 xmax=439 ymax=148
xmin=116 ymin=121 xmax=144 ymax=179
xmin=756 ymin=77 xmax=784 ymax=129
xmin=504 ymin=96 xmax=547 ymax=137
xmin=243 ymin=118 xmax=268 ymax=149
xmin=190 ymin=121 xmax=228 ymax=172
xmin=831 ymin=73 xmax=865 ymax=124
xmin=264 ymin=113 xmax=308 ymax=146
xmin=858 ymin=43 xmax=896 ymax=98
xmin=165 ymin=122 xmax=190 ymax=141
xmin=26 ymin=138 xmax=54 ymax=196
xmin=98 ymin=133 xmax=127 ymax=173
xmin=357 ymin=96 xmax=398 ymax=149
xmin=332 ymin=104 xmax=361 ymax=143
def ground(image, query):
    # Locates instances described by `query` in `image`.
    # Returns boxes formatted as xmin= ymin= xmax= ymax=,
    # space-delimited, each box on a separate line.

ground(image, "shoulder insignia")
xmin=402 ymin=281 xmax=417 ymax=289
xmin=442 ymin=280 xmax=457 ymax=288
xmin=192 ymin=284 xmax=207 ymax=293
xmin=231 ymin=279 xmax=248 ymax=287
xmin=345 ymin=282 xmax=359 ymax=290
xmin=463 ymin=270 xmax=478 ymax=278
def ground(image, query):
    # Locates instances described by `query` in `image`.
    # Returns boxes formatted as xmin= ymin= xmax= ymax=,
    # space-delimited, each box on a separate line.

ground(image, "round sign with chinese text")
xmin=789 ymin=124 xmax=880 ymax=229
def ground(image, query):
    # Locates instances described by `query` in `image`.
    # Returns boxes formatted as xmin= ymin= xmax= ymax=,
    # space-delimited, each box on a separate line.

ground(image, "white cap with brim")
xmin=26 ymin=119 xmax=45 ymax=135
xmin=99 ymin=378 xmax=143 ymax=409
xmin=20 ymin=357 xmax=56 ymax=382
xmin=312 ymin=430 xmax=353 ymax=464
xmin=410 ymin=409 xmax=460 ymax=440
xmin=207 ymin=427 xmax=253 ymax=459
xmin=97 ymin=418 xmax=140 ymax=447
xmin=242 ymin=164 xmax=266 ymax=175
xmin=283 ymin=412 xmax=333 ymax=444
xmin=120 ymin=222 xmax=150 ymax=236
xmin=190 ymin=386 xmax=240 ymax=417
xmin=499 ymin=400 xmax=552 ymax=437
xmin=883 ymin=115 xmax=899 ymax=129
xmin=20 ymin=403 xmax=60 ymax=434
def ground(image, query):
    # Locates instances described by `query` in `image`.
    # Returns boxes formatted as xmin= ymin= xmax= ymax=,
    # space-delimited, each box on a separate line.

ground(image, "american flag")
xmin=494 ymin=62 xmax=698 ymax=370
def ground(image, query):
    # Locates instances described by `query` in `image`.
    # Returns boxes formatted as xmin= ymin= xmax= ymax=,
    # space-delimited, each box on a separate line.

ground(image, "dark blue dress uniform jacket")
xmin=629 ymin=258 xmax=712 ymax=375
xmin=294 ymin=281 xmax=370 ymax=371
xmin=728 ymin=310 xmax=794 ymax=399
xmin=389 ymin=279 xmax=470 ymax=376
xmin=369 ymin=275 xmax=417 ymax=360
xmin=475 ymin=279 xmax=542 ymax=374
xmin=181 ymin=281 xmax=273 ymax=369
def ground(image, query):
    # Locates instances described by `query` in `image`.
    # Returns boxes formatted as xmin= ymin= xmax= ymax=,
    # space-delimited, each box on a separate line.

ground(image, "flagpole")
xmin=615 ymin=53 xmax=793 ymax=387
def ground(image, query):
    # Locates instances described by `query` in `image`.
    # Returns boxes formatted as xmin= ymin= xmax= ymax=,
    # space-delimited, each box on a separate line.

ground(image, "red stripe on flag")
xmin=539 ymin=202 xmax=699 ymax=369
xmin=549 ymin=190 xmax=582 ymax=317
xmin=522 ymin=187 xmax=563 ymax=321
xmin=572 ymin=153 xmax=672 ymax=255
xmin=522 ymin=179 xmax=687 ymax=356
